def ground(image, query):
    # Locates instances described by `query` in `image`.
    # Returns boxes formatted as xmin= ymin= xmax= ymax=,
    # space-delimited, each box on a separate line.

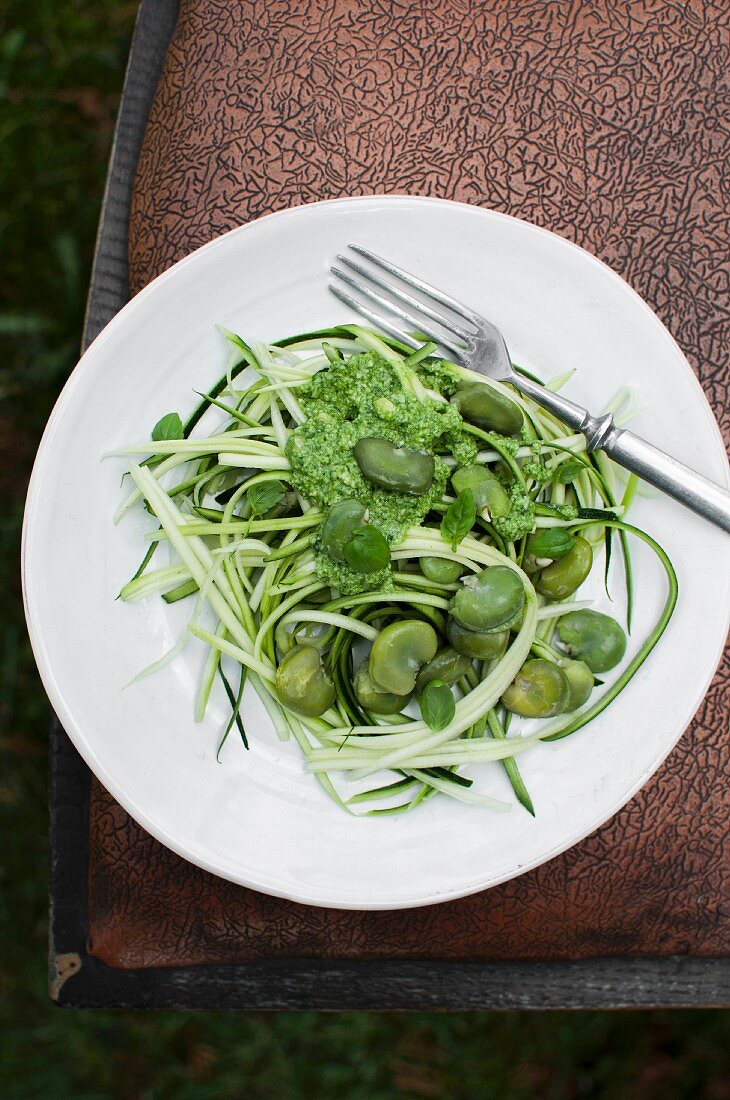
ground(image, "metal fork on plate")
xmin=329 ymin=245 xmax=730 ymax=534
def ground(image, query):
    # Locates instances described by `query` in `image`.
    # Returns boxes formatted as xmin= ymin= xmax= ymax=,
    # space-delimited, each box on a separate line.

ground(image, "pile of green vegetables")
xmin=111 ymin=324 xmax=677 ymax=815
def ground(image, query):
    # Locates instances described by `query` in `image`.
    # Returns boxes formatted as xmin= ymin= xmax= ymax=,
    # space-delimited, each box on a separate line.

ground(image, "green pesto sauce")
xmin=522 ymin=458 xmax=550 ymax=483
xmin=313 ymin=549 xmax=393 ymax=596
xmin=416 ymin=358 xmax=463 ymax=398
xmin=492 ymin=482 xmax=536 ymax=541
xmin=494 ymin=434 xmax=521 ymax=456
xmin=286 ymin=351 xmax=476 ymax=594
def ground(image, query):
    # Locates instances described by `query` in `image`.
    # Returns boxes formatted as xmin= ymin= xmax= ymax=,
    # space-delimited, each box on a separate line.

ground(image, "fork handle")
xmin=513 ymin=373 xmax=730 ymax=534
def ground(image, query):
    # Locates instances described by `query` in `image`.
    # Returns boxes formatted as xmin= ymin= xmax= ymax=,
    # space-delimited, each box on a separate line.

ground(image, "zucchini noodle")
xmin=110 ymin=325 xmax=677 ymax=816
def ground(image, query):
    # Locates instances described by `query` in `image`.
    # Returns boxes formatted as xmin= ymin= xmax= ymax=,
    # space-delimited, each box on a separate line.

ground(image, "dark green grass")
xmin=1 ymin=2 xmax=729 ymax=1097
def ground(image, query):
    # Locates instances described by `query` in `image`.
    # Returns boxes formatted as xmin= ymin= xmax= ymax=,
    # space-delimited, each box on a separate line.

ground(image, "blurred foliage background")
xmin=1 ymin=2 xmax=729 ymax=1097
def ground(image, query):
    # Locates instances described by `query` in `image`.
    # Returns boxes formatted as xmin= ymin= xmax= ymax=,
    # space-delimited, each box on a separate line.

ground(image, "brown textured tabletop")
xmin=84 ymin=0 xmax=729 ymax=975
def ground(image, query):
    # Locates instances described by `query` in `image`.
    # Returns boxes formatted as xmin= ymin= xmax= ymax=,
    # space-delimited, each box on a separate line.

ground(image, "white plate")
xmin=23 ymin=196 xmax=730 ymax=909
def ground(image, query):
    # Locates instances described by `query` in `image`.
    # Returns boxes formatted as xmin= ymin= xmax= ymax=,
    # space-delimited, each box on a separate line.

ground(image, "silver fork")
xmin=329 ymin=245 xmax=730 ymax=534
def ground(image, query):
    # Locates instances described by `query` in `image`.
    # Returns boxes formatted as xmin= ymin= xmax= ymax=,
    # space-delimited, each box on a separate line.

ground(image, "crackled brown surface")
xmin=87 ymin=0 xmax=729 ymax=968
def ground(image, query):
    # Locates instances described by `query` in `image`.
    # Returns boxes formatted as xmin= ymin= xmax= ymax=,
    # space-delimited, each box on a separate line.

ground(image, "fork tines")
xmin=329 ymin=245 xmax=477 ymax=362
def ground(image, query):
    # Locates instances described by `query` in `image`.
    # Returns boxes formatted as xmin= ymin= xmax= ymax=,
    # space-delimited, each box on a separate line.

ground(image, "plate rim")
xmin=22 ymin=194 xmax=730 ymax=909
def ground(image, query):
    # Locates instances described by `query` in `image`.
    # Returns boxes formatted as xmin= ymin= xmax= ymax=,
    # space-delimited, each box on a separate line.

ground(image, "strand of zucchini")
xmin=116 ymin=325 xmax=676 ymax=815
xmin=116 ymin=334 xmax=333 ymax=805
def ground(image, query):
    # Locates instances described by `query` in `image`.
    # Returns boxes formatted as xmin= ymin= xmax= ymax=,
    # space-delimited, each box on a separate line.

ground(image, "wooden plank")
xmin=49 ymin=0 xmax=180 ymax=1003
xmin=84 ymin=0 xmax=180 ymax=344
xmin=53 ymin=951 xmax=730 ymax=1011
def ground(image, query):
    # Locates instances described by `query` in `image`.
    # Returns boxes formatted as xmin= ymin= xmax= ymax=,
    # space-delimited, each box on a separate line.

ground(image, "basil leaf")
xmin=248 ymin=480 xmax=285 ymax=517
xmin=344 ymin=525 xmax=390 ymax=573
xmin=151 ymin=412 xmax=183 ymax=441
xmin=420 ymin=679 xmax=456 ymax=732
xmin=440 ymin=489 xmax=476 ymax=552
xmin=526 ymin=528 xmax=574 ymax=560
xmin=555 ymin=458 xmax=585 ymax=484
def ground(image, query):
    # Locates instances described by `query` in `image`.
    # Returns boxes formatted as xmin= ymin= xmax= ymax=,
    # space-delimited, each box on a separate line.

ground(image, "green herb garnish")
xmin=420 ymin=680 xmax=456 ymax=732
xmin=151 ymin=412 xmax=183 ymax=441
xmin=441 ymin=489 xmax=476 ymax=552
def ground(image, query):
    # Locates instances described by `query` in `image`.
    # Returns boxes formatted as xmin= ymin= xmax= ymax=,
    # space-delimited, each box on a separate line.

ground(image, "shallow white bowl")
xmin=23 ymin=196 xmax=730 ymax=909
